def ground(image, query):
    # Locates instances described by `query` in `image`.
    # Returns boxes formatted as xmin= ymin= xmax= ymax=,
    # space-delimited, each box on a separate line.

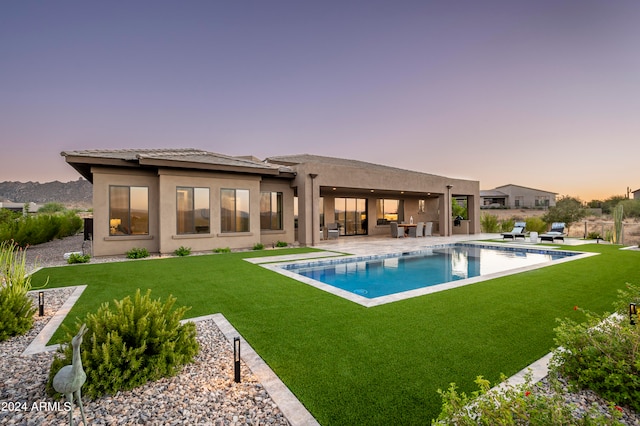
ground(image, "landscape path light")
xmin=234 ymin=337 xmax=241 ymax=383
xmin=38 ymin=291 xmax=44 ymax=316
xmin=630 ymin=303 xmax=637 ymax=326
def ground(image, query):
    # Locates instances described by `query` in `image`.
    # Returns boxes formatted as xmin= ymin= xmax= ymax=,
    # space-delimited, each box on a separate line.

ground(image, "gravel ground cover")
xmin=0 ymin=287 xmax=289 ymax=425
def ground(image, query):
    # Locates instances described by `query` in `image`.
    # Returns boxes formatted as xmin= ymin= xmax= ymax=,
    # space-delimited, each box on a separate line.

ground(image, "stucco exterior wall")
xmin=92 ymin=167 xmax=295 ymax=256
xmin=496 ymin=185 xmax=556 ymax=208
xmin=92 ymin=167 xmax=160 ymax=257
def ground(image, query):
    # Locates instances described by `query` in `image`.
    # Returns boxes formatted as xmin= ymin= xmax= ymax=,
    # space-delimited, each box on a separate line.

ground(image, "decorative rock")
xmin=0 ymin=288 xmax=290 ymax=425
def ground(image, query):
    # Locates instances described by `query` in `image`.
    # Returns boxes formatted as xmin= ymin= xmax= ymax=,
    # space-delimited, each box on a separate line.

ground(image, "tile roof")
xmin=266 ymin=154 xmax=441 ymax=177
xmin=61 ymin=148 xmax=294 ymax=174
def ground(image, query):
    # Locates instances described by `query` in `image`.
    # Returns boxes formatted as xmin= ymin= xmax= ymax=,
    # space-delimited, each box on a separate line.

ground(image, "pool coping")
xmin=261 ymin=242 xmax=598 ymax=308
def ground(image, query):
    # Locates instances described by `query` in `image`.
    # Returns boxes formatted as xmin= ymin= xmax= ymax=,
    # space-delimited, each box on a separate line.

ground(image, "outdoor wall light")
xmin=38 ymin=291 xmax=44 ymax=316
xmin=630 ymin=303 xmax=637 ymax=326
xmin=234 ymin=337 xmax=241 ymax=383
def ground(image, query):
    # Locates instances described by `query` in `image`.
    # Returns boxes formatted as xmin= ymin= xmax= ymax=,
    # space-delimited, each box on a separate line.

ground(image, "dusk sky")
xmin=2 ymin=1 xmax=639 ymax=201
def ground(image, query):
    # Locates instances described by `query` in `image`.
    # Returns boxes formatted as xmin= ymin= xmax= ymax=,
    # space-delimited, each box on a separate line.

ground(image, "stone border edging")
xmin=187 ymin=314 xmax=320 ymax=426
xmin=22 ymin=285 xmax=88 ymax=355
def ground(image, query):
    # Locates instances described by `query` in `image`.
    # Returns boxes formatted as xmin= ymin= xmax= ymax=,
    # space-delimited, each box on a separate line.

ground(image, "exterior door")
xmin=335 ymin=198 xmax=368 ymax=236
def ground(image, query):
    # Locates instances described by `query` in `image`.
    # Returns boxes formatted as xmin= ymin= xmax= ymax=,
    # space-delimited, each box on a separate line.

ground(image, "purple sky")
xmin=2 ymin=1 xmax=639 ymax=201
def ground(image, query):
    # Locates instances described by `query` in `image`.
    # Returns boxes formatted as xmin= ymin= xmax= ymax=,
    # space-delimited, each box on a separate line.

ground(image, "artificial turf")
xmin=30 ymin=244 xmax=639 ymax=425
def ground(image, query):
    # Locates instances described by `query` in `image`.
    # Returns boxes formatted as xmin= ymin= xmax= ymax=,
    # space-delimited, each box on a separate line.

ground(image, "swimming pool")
xmin=269 ymin=243 xmax=594 ymax=307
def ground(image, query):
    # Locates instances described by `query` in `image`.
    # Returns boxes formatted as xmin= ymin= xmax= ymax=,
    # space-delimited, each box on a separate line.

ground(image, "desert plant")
xmin=542 ymin=196 xmax=587 ymax=234
xmin=499 ymin=218 xmax=515 ymax=232
xmin=612 ymin=204 xmax=624 ymax=244
xmin=432 ymin=372 xmax=620 ymax=425
xmin=67 ymin=253 xmax=90 ymax=264
xmin=480 ymin=213 xmax=500 ymax=233
xmin=551 ymin=283 xmax=640 ymax=412
xmin=47 ymin=289 xmax=198 ymax=399
xmin=252 ymin=243 xmax=265 ymax=250
xmin=213 ymin=247 xmax=231 ymax=253
xmin=0 ymin=241 xmax=36 ymax=341
xmin=174 ymin=246 xmax=191 ymax=256
xmin=525 ymin=216 xmax=548 ymax=234
xmin=587 ymin=231 xmax=602 ymax=240
xmin=126 ymin=247 xmax=150 ymax=259
xmin=275 ymin=241 xmax=288 ymax=247
xmin=0 ymin=211 xmax=83 ymax=247
xmin=37 ymin=202 xmax=67 ymax=214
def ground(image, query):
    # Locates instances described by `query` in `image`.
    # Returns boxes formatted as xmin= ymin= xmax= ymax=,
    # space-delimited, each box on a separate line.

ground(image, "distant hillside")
xmin=0 ymin=179 xmax=92 ymax=208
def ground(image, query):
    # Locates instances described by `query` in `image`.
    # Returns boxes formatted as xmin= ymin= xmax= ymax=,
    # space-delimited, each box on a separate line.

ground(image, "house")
xmin=633 ymin=188 xmax=640 ymax=200
xmin=61 ymin=149 xmax=481 ymax=256
xmin=480 ymin=184 xmax=556 ymax=209
xmin=0 ymin=201 xmax=40 ymax=213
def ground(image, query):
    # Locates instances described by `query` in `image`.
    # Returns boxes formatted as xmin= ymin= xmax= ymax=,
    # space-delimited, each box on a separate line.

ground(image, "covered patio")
xmin=267 ymin=154 xmax=481 ymax=246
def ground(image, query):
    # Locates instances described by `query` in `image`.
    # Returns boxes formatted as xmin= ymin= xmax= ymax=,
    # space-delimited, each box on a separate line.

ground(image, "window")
xmin=109 ymin=186 xmax=149 ymax=235
xmin=535 ymin=196 xmax=550 ymax=207
xmin=260 ymin=191 xmax=283 ymax=230
xmin=376 ymin=199 xmax=399 ymax=225
xmin=221 ymin=189 xmax=250 ymax=232
xmin=177 ymin=187 xmax=210 ymax=234
xmin=418 ymin=199 xmax=425 ymax=213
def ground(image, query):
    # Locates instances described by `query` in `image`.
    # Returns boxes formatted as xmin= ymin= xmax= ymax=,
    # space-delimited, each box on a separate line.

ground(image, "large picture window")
xmin=109 ymin=186 xmax=149 ymax=235
xmin=177 ymin=187 xmax=210 ymax=234
xmin=376 ymin=199 xmax=399 ymax=225
xmin=260 ymin=191 xmax=283 ymax=230
xmin=221 ymin=189 xmax=250 ymax=232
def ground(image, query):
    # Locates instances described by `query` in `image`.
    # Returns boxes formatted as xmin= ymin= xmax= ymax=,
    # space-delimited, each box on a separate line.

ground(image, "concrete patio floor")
xmin=311 ymin=232 xmax=591 ymax=257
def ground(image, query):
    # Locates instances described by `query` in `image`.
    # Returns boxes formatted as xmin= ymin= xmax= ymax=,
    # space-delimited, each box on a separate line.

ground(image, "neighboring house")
xmin=633 ymin=188 xmax=640 ymax=200
xmin=62 ymin=149 xmax=481 ymax=256
xmin=480 ymin=184 xmax=556 ymax=209
xmin=0 ymin=201 xmax=40 ymax=213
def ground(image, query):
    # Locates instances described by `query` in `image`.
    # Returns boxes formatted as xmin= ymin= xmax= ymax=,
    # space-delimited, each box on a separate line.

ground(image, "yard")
xmin=30 ymin=244 xmax=638 ymax=425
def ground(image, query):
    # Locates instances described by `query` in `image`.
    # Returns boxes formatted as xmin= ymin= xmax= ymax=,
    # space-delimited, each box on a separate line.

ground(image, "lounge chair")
xmin=501 ymin=221 xmax=527 ymax=240
xmin=390 ymin=222 xmax=405 ymax=238
xmin=539 ymin=222 xmax=566 ymax=242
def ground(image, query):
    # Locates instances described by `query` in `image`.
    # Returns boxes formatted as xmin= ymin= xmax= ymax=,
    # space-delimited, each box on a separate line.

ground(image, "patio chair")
xmin=409 ymin=222 xmax=424 ymax=238
xmin=424 ymin=222 xmax=433 ymax=236
xmin=327 ymin=223 xmax=340 ymax=240
xmin=501 ymin=221 xmax=527 ymax=240
xmin=540 ymin=222 xmax=566 ymax=242
xmin=390 ymin=222 xmax=405 ymax=238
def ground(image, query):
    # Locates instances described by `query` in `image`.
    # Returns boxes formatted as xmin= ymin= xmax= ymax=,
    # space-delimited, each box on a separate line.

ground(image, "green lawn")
xmin=31 ymin=244 xmax=638 ymax=425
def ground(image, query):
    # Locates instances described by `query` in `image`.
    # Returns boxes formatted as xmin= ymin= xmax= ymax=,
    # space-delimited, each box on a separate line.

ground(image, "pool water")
xmin=282 ymin=244 xmax=576 ymax=299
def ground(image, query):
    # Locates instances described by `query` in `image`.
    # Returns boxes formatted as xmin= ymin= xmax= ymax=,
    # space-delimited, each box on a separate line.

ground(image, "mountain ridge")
xmin=0 ymin=179 xmax=92 ymax=208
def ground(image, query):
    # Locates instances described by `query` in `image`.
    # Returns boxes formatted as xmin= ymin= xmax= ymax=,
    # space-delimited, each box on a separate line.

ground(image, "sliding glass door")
xmin=334 ymin=197 xmax=367 ymax=236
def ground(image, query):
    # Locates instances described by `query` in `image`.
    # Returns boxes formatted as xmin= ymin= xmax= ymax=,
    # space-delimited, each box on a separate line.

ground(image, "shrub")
xmin=433 ymin=372 xmax=621 ymax=425
xmin=0 ymin=211 xmax=83 ymax=247
xmin=67 ymin=253 xmax=90 ymax=264
xmin=37 ymin=202 xmax=66 ymax=214
xmin=0 ymin=241 xmax=36 ymax=341
xmin=480 ymin=213 xmax=500 ymax=233
xmin=587 ymin=231 xmax=602 ymax=240
xmin=213 ymin=247 xmax=231 ymax=253
xmin=126 ymin=247 xmax=150 ymax=259
xmin=500 ymin=218 xmax=515 ymax=232
xmin=275 ymin=241 xmax=288 ymax=247
xmin=551 ymin=283 xmax=640 ymax=412
xmin=174 ymin=246 xmax=191 ymax=256
xmin=525 ymin=216 xmax=548 ymax=234
xmin=252 ymin=243 xmax=264 ymax=250
xmin=47 ymin=289 xmax=198 ymax=400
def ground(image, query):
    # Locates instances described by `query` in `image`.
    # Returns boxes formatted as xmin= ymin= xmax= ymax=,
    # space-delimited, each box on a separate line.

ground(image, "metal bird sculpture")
xmin=53 ymin=323 xmax=88 ymax=425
